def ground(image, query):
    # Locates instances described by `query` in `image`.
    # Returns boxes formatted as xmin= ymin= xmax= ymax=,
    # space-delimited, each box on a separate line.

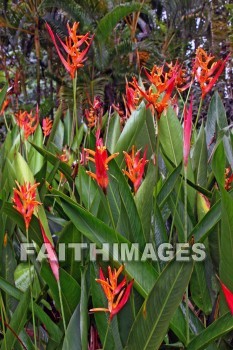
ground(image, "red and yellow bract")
xmin=85 ymin=135 xmax=119 ymax=193
xmin=90 ymin=265 xmax=134 ymax=320
xmin=12 ymin=181 xmax=41 ymax=230
xmin=46 ymin=22 xmax=94 ymax=79
xmin=123 ymin=146 xmax=148 ymax=193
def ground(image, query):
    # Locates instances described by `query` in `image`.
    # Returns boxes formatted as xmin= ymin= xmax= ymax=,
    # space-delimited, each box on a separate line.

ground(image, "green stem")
xmin=3 ymin=113 xmax=10 ymax=132
xmin=184 ymin=166 xmax=189 ymax=343
xmin=26 ymin=228 xmax=37 ymax=349
xmin=58 ymin=280 xmax=67 ymax=334
xmin=71 ymin=72 xmax=78 ymax=144
xmin=194 ymin=98 xmax=203 ymax=130
xmin=102 ymin=321 xmax=111 ymax=350
xmin=0 ymin=292 xmax=7 ymax=350
xmin=106 ymin=196 xmax=116 ymax=233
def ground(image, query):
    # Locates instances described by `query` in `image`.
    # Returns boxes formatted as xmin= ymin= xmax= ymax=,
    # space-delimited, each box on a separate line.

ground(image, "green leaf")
xmin=56 ymin=191 xmax=158 ymax=297
xmin=212 ymin=140 xmax=226 ymax=187
xmin=1 ymin=289 xmax=30 ymax=350
xmin=190 ymin=262 xmax=212 ymax=314
xmin=157 ymin=163 xmax=182 ymax=207
xmin=159 ymin=107 xmax=183 ymax=167
xmin=192 ymin=124 xmax=208 ymax=187
xmin=0 ymin=277 xmax=63 ymax=343
xmin=47 ymin=105 xmax=63 ymax=147
xmin=135 ymin=162 xmax=156 ymax=241
xmin=219 ymin=189 xmax=233 ymax=295
xmin=41 ymin=265 xmax=81 ymax=324
xmin=106 ymin=113 xmax=121 ymax=154
xmin=96 ymin=2 xmax=143 ymax=42
xmin=115 ymin=102 xmax=146 ymax=167
xmin=206 ymin=92 xmax=227 ymax=149
xmin=135 ymin=108 xmax=156 ymax=158
xmin=62 ymin=304 xmax=82 ymax=350
xmin=126 ymin=260 xmax=193 ymax=350
xmin=187 ymin=313 xmax=233 ymax=350
xmin=28 ymin=125 xmax=44 ymax=174
xmin=0 ymin=83 xmax=8 ymax=110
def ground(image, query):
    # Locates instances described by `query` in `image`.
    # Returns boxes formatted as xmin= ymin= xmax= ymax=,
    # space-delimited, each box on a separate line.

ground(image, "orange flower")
xmin=123 ymin=79 xmax=141 ymax=118
xmin=46 ymin=22 xmax=94 ymax=79
xmin=123 ymin=146 xmax=148 ymax=193
xmin=12 ymin=181 xmax=41 ymax=230
xmin=90 ymin=265 xmax=134 ymax=320
xmin=224 ymin=167 xmax=233 ymax=191
xmin=42 ymin=117 xmax=53 ymax=137
xmin=15 ymin=107 xmax=39 ymax=140
xmin=0 ymin=99 xmax=10 ymax=116
xmin=85 ymin=96 xmax=103 ymax=128
xmin=193 ymin=47 xmax=230 ymax=99
xmin=57 ymin=147 xmax=70 ymax=182
xmin=84 ymin=135 xmax=119 ymax=193
xmin=131 ymin=73 xmax=176 ymax=118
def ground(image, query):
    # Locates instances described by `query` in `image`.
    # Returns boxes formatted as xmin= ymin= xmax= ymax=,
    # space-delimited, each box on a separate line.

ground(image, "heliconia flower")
xmin=12 ymin=181 xmax=41 ymax=230
xmin=193 ymin=47 xmax=230 ymax=99
xmin=218 ymin=278 xmax=233 ymax=315
xmin=123 ymin=79 xmax=140 ymax=118
xmin=15 ymin=106 xmax=39 ymax=140
xmin=57 ymin=147 xmax=71 ymax=182
xmin=46 ymin=22 xmax=94 ymax=79
xmin=0 ymin=99 xmax=10 ymax=116
xmin=224 ymin=167 xmax=233 ymax=191
xmin=122 ymin=146 xmax=148 ymax=193
xmin=42 ymin=117 xmax=53 ymax=137
xmin=85 ymin=96 xmax=103 ymax=128
xmin=90 ymin=265 xmax=134 ymax=320
xmin=131 ymin=74 xmax=176 ymax=118
xmin=39 ymin=220 xmax=59 ymax=282
xmin=183 ymin=97 xmax=193 ymax=168
xmin=84 ymin=135 xmax=119 ymax=193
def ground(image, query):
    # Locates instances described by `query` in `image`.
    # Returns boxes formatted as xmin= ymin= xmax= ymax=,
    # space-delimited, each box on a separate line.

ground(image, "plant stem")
xmin=26 ymin=228 xmax=37 ymax=349
xmin=0 ymin=292 xmax=7 ymax=350
xmin=184 ymin=166 xmax=189 ymax=343
xmin=58 ymin=280 xmax=67 ymax=334
xmin=106 ymin=196 xmax=116 ymax=233
xmin=194 ymin=98 xmax=203 ymax=130
xmin=71 ymin=72 xmax=78 ymax=144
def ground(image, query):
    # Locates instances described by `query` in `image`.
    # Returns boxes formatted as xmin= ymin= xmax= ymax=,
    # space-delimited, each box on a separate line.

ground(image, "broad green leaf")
xmin=41 ymin=265 xmax=81 ymax=324
xmin=212 ymin=140 xmax=226 ymax=187
xmin=106 ymin=113 xmax=121 ymax=153
xmin=62 ymin=304 xmax=82 ymax=350
xmin=206 ymin=91 xmax=227 ymax=150
xmin=126 ymin=260 xmax=193 ymax=350
xmin=1 ymin=288 xmax=30 ymax=350
xmin=157 ymin=163 xmax=182 ymax=207
xmin=187 ymin=312 xmax=233 ymax=350
xmin=115 ymin=102 xmax=146 ymax=166
xmin=192 ymin=124 xmax=208 ymax=187
xmin=56 ymin=191 xmax=158 ymax=297
xmin=28 ymin=125 xmax=44 ymax=174
xmin=135 ymin=162 xmax=156 ymax=241
xmin=219 ymin=189 xmax=233 ymax=294
xmin=47 ymin=105 xmax=62 ymax=147
xmin=135 ymin=107 xmax=156 ymax=158
xmin=223 ymin=134 xmax=233 ymax=170
xmin=190 ymin=262 xmax=212 ymax=314
xmin=159 ymin=107 xmax=183 ymax=167
xmin=96 ymin=2 xmax=143 ymax=42
xmin=80 ymin=268 xmax=88 ymax=350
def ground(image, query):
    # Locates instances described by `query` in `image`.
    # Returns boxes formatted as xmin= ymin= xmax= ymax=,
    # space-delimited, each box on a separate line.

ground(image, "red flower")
xmin=42 ymin=117 xmax=53 ymax=137
xmin=90 ymin=265 xmax=134 ymax=320
xmin=12 ymin=181 xmax=41 ymax=230
xmin=193 ymin=47 xmax=230 ymax=99
xmin=183 ymin=97 xmax=193 ymax=167
xmin=46 ymin=22 xmax=94 ymax=79
xmin=219 ymin=279 xmax=233 ymax=315
xmin=0 ymin=99 xmax=10 ymax=116
xmin=84 ymin=135 xmax=119 ymax=193
xmin=39 ymin=221 xmax=60 ymax=282
xmin=123 ymin=146 xmax=148 ymax=193
xmin=15 ymin=107 xmax=39 ymax=140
